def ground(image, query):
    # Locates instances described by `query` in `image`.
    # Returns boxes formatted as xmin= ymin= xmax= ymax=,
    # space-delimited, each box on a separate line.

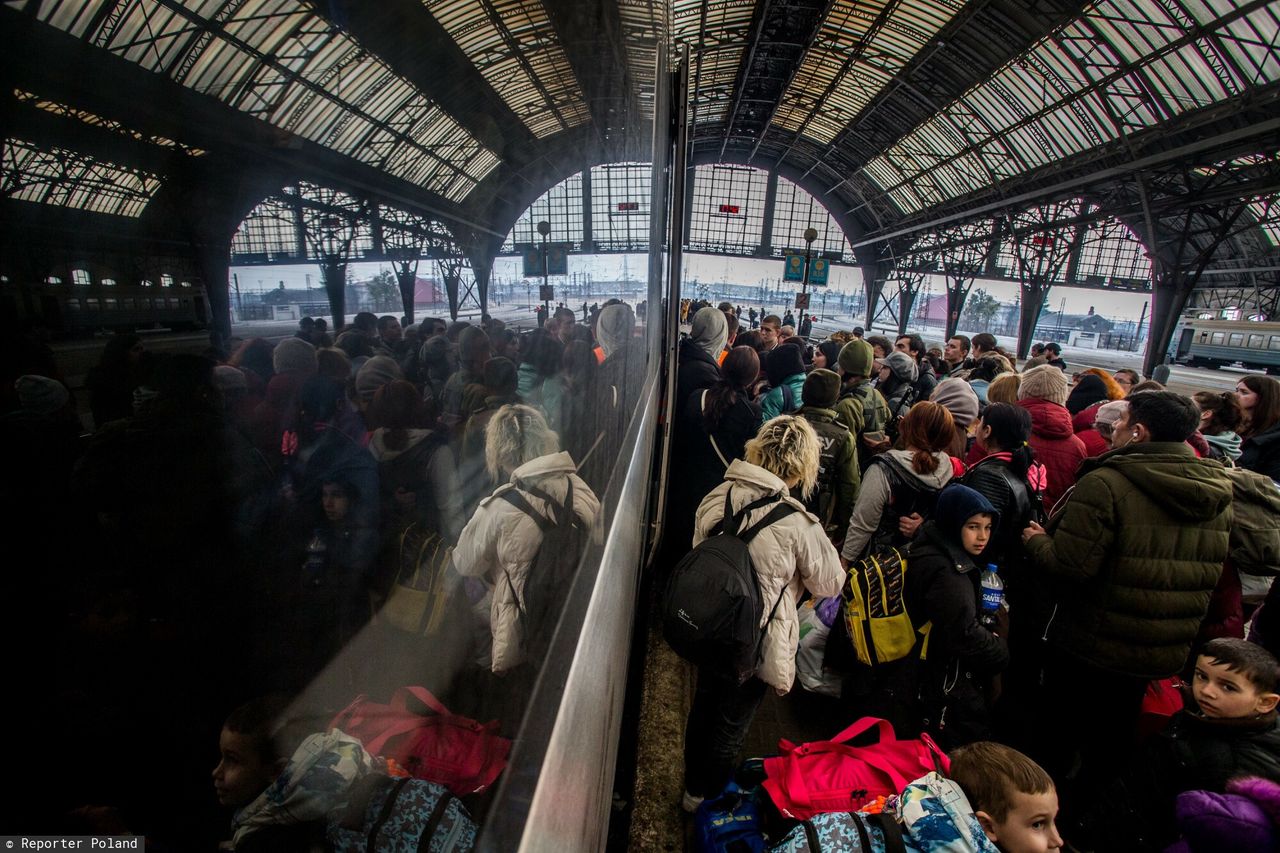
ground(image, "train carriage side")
xmin=1176 ymin=319 xmax=1280 ymax=373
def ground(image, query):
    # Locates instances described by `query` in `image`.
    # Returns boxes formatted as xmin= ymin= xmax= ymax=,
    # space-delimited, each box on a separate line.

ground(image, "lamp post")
xmin=537 ymin=220 xmax=551 ymax=319
xmin=800 ymin=227 xmax=818 ymax=311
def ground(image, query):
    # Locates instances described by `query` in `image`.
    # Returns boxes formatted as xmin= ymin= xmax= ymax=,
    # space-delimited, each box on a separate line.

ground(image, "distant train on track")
xmin=0 ymin=273 xmax=209 ymax=335
xmin=1172 ymin=318 xmax=1280 ymax=373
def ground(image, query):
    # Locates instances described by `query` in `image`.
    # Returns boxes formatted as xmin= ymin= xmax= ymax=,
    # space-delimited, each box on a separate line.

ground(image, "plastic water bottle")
xmin=980 ymin=564 xmax=1004 ymax=630
xmin=303 ymin=531 xmax=327 ymax=587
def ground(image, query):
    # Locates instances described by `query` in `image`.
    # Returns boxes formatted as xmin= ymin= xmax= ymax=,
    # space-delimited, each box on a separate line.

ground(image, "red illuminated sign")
xmin=616 ymin=202 xmax=639 ymax=211
xmin=719 ymin=204 xmax=741 ymax=214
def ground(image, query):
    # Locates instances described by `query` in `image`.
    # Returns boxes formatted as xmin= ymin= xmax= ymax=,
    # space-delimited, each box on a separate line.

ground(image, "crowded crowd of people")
xmin=670 ymin=304 xmax=1280 ymax=851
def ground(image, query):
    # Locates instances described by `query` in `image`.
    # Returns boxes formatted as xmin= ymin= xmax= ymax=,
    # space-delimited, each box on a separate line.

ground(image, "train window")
xmin=1198 ymin=332 xmax=1209 ymax=342
xmin=121 ymin=297 xmax=135 ymax=310
xmin=85 ymin=298 xmax=100 ymax=310
xmin=45 ymin=275 xmax=62 ymax=284
xmin=72 ymin=269 xmax=91 ymax=285
xmin=1271 ymin=336 xmax=1280 ymax=350
xmin=1228 ymin=333 xmax=1244 ymax=346
xmin=161 ymin=274 xmax=174 ymax=288
xmin=101 ymin=278 xmax=117 ymax=286
xmin=168 ymin=298 xmax=180 ymax=309
xmin=1249 ymin=334 xmax=1265 ymax=348
xmin=1211 ymin=332 xmax=1225 ymax=345
xmin=65 ymin=298 xmax=80 ymax=310
xmin=104 ymin=298 xmax=117 ymax=310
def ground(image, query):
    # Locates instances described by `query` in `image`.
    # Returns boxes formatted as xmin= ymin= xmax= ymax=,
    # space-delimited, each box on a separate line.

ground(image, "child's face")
xmin=322 ymin=483 xmax=350 ymax=522
xmin=979 ymin=789 xmax=1063 ymax=853
xmin=212 ymin=728 xmax=276 ymax=808
xmin=960 ymin=513 xmax=993 ymax=556
xmin=1192 ymin=656 xmax=1280 ymax=719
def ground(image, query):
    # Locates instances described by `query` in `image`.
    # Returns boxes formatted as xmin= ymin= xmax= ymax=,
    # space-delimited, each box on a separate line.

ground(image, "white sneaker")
xmin=681 ymin=791 xmax=705 ymax=813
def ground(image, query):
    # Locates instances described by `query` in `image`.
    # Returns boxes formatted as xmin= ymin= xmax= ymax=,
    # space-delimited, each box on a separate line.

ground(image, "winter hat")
xmin=765 ymin=343 xmax=806 ymax=386
xmin=690 ymin=306 xmax=729 ymax=360
xmin=1018 ymin=364 xmax=1069 ymax=407
xmin=272 ymin=337 xmax=317 ymax=377
xmin=881 ymin=350 xmax=919 ymax=384
xmin=1066 ymin=374 xmax=1109 ymax=415
xmin=802 ymin=368 xmax=841 ymax=408
xmin=930 ymin=379 xmax=980 ymax=428
xmin=14 ymin=374 xmax=68 ymax=414
xmin=483 ymin=357 xmax=518 ymax=395
xmin=213 ymin=365 xmax=248 ymax=393
xmin=457 ymin=326 xmax=491 ymax=364
xmin=355 ymin=355 xmax=403 ymax=402
xmin=934 ymin=483 xmax=999 ymax=543
xmin=838 ymin=339 xmax=874 ymax=378
xmin=1094 ymin=399 xmax=1128 ymax=429
xmin=596 ymin=303 xmax=635 ymax=358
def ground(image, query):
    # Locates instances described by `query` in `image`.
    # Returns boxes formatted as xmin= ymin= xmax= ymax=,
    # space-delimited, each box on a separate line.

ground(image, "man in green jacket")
xmin=833 ymin=339 xmax=890 ymax=471
xmin=796 ymin=368 xmax=859 ymax=542
xmin=1018 ymin=390 xmax=1233 ymax=806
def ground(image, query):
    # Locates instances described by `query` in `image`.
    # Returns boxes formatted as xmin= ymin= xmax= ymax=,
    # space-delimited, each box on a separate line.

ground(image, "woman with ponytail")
xmin=839 ymin=400 xmax=959 ymax=563
xmin=1193 ymin=390 xmax=1244 ymax=462
xmin=960 ymin=403 xmax=1047 ymax=573
xmin=680 ymin=347 xmax=764 ymax=505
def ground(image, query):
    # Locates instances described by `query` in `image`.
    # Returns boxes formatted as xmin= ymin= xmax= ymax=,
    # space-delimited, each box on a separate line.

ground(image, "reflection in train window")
xmin=45 ymin=275 xmax=62 ymax=284
xmin=101 ymin=278 xmax=117 ymax=286
xmin=121 ymin=297 xmax=135 ymax=309
xmin=1229 ymin=333 xmax=1244 ymax=346
xmin=1271 ymin=336 xmax=1280 ymax=350
xmin=104 ymin=298 xmax=117 ymax=310
xmin=65 ymin=298 xmax=80 ymax=310
xmin=161 ymin=274 xmax=174 ymax=288
xmin=1211 ymin=332 xmax=1225 ymax=344
xmin=85 ymin=298 xmax=100 ymax=311
xmin=168 ymin=298 xmax=180 ymax=309
xmin=180 ymin=280 xmax=193 ymax=288
xmin=140 ymin=279 xmax=153 ymax=287
xmin=1199 ymin=331 xmax=1209 ymax=342
xmin=72 ymin=269 xmax=91 ymax=285
xmin=1248 ymin=334 xmax=1265 ymax=348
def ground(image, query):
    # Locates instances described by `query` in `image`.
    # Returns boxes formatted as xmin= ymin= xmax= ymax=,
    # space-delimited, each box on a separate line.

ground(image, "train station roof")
xmin=1 ymin=0 xmax=1277 ymax=258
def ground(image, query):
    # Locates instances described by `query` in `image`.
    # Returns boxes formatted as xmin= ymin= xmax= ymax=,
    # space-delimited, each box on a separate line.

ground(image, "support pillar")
xmin=943 ymin=271 xmax=975 ymax=340
xmin=897 ymin=285 xmax=918 ymax=337
xmin=472 ymin=254 xmax=492 ymax=318
xmin=394 ymin=260 xmax=418 ymax=324
xmin=195 ymin=238 xmax=234 ymax=348
xmin=1016 ymin=280 xmax=1051 ymax=360
xmin=1144 ymin=271 xmax=1195 ymax=378
xmin=320 ymin=259 xmax=348 ymax=330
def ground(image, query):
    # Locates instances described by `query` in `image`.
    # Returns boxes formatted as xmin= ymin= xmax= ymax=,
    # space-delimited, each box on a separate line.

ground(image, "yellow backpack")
xmin=841 ymin=547 xmax=931 ymax=666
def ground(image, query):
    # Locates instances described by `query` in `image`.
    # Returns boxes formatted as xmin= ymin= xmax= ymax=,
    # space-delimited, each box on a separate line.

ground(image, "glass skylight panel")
xmin=772 ymin=0 xmax=963 ymax=144
xmin=1077 ymin=217 xmax=1151 ymax=281
xmin=13 ymin=89 xmax=207 ymax=156
xmin=503 ymin=172 xmax=585 ymax=251
xmin=771 ymin=177 xmax=854 ymax=262
xmin=688 ymin=165 xmax=768 ymax=255
xmin=423 ymin=0 xmax=589 ymax=138
xmin=231 ymin=196 xmax=301 ymax=260
xmin=3 ymin=139 xmax=161 ymax=218
xmin=591 ymin=163 xmax=652 ymax=252
xmin=24 ymin=0 xmax=499 ymax=199
xmin=863 ymin=0 xmax=1277 ymax=216
xmin=675 ymin=0 xmax=753 ymax=126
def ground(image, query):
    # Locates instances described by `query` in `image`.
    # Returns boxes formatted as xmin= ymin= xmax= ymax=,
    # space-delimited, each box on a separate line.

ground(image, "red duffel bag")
xmin=762 ymin=717 xmax=949 ymax=820
xmin=329 ymin=685 xmax=510 ymax=795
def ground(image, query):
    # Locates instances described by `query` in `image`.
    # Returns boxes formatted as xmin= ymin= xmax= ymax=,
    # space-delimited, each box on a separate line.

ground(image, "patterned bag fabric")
xmin=327 ymin=773 xmax=477 ymax=852
xmin=769 ymin=810 xmax=902 ymax=853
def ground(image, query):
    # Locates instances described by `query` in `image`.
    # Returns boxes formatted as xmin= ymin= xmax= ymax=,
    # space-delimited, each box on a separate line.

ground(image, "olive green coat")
xmin=1024 ymin=442 xmax=1232 ymax=678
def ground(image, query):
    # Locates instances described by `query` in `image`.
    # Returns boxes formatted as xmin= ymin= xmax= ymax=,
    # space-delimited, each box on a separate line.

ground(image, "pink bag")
xmin=762 ymin=717 xmax=949 ymax=819
xmin=329 ymin=686 xmax=511 ymax=795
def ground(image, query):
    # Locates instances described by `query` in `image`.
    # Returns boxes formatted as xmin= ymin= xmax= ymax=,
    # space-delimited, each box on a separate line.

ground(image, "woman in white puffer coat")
xmin=453 ymin=404 xmax=600 ymax=674
xmin=682 ymin=415 xmax=844 ymax=812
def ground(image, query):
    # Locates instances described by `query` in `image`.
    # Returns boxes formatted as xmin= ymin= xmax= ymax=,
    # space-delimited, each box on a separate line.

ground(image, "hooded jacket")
xmin=1240 ymin=420 xmax=1280 ymax=482
xmin=841 ymin=449 xmax=955 ymax=562
xmin=760 ymin=344 xmax=807 ymax=420
xmin=1024 ymin=442 xmax=1233 ymax=677
xmin=694 ymin=460 xmax=843 ymax=692
xmin=1017 ymin=397 xmax=1086 ymax=510
xmin=368 ymin=427 xmax=465 ymax=543
xmin=453 ymin=451 xmax=600 ymax=672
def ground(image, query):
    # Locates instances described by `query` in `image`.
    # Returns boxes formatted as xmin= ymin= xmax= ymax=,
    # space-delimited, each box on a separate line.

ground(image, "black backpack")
xmin=498 ymin=477 xmax=589 ymax=665
xmin=662 ymin=490 xmax=799 ymax=683
xmin=800 ymin=411 xmax=848 ymax=528
xmin=864 ymin=455 xmax=942 ymax=558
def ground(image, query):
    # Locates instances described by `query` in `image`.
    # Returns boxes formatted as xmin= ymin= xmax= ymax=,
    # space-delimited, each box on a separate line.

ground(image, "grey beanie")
xmin=930 ymin=378 xmax=980 ymax=428
xmin=15 ymin=374 xmax=69 ymax=415
xmin=213 ymin=365 xmax=249 ymax=393
xmin=881 ymin=350 xmax=919 ymax=384
xmin=597 ymin=304 xmax=635 ymax=358
xmin=272 ymin=337 xmax=317 ymax=377
xmin=355 ymin=355 xmax=403 ymax=402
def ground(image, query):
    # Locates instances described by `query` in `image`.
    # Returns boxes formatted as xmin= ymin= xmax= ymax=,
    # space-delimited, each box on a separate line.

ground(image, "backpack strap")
xmin=499 ymin=488 xmax=553 ymax=533
xmin=781 ymin=382 xmax=795 ymax=413
xmin=718 ymin=489 xmax=782 ymax=536
xmin=738 ymin=501 xmax=800 ymax=543
xmin=871 ymin=812 xmax=907 ymax=853
xmin=702 ymin=390 xmax=731 ymax=469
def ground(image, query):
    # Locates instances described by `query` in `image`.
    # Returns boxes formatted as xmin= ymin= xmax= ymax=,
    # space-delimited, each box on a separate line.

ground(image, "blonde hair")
xmin=987 ymin=372 xmax=1021 ymax=405
xmin=484 ymin=404 xmax=560 ymax=481
xmin=745 ymin=415 xmax=821 ymax=499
